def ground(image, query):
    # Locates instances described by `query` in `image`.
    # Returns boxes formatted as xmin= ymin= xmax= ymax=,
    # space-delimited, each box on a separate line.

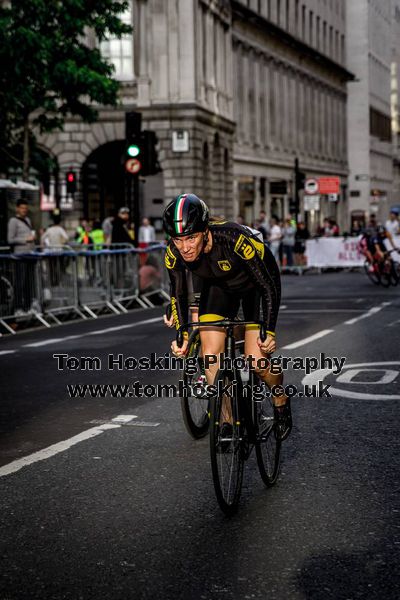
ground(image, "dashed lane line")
xmin=344 ymin=302 xmax=392 ymax=325
xmin=22 ymin=316 xmax=162 ymax=348
xmin=0 ymin=415 xmax=137 ymax=478
xmin=281 ymin=329 xmax=334 ymax=350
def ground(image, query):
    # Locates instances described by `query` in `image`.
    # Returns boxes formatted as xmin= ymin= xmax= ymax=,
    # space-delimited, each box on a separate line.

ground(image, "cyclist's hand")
xmin=163 ymin=314 xmax=174 ymax=328
xmin=257 ymin=334 xmax=276 ymax=355
xmin=171 ymin=339 xmax=188 ymax=357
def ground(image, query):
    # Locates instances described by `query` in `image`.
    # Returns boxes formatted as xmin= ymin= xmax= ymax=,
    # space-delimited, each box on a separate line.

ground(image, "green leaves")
xmin=0 ymin=0 xmax=133 ymax=176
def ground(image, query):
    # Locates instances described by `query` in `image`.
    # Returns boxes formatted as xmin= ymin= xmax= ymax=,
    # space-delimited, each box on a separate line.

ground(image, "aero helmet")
xmin=163 ymin=193 xmax=209 ymax=237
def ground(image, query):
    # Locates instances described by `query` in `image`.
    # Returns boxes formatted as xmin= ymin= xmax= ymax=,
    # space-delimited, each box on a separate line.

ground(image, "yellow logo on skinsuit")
xmin=218 ymin=260 xmax=231 ymax=271
xmin=251 ymin=238 xmax=265 ymax=259
xmin=165 ymin=246 xmax=176 ymax=269
xmin=234 ymin=234 xmax=255 ymax=260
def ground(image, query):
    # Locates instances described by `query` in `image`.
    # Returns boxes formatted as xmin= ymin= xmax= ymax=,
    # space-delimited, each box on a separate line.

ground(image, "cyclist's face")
xmin=173 ymin=232 xmax=204 ymax=261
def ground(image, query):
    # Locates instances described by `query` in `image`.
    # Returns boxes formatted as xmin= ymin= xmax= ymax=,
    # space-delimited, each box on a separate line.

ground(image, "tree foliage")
xmin=0 ymin=0 xmax=132 ymax=178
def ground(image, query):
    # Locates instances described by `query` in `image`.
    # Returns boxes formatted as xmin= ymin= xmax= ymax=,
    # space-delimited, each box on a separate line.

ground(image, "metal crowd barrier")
xmin=0 ymin=243 xmax=169 ymax=334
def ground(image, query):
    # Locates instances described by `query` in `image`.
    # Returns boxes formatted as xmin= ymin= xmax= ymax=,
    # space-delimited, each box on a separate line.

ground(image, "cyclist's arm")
xmin=234 ymin=234 xmax=281 ymax=334
xmin=165 ymin=245 xmax=189 ymax=335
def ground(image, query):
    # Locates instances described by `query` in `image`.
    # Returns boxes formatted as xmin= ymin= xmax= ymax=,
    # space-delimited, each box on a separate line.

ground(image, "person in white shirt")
xmin=42 ymin=216 xmax=69 ymax=249
xmin=138 ymin=217 xmax=156 ymax=244
xmin=268 ymin=216 xmax=282 ymax=264
xmin=385 ymin=210 xmax=400 ymax=236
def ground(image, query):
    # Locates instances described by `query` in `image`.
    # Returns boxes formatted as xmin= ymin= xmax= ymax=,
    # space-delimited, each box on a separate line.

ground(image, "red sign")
xmin=125 ymin=158 xmax=142 ymax=174
xmin=318 ymin=177 xmax=340 ymax=195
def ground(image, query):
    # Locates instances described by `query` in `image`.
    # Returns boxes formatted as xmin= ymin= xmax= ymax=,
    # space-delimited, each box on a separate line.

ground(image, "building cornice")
xmin=231 ymin=0 xmax=355 ymax=83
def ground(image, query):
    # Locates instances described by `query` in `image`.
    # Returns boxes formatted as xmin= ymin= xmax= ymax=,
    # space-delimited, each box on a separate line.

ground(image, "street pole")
xmin=294 ymin=157 xmax=300 ymax=224
xmin=133 ymin=173 xmax=139 ymax=247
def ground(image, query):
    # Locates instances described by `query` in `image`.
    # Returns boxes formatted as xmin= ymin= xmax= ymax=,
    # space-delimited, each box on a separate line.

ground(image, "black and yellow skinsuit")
xmin=165 ymin=222 xmax=281 ymax=335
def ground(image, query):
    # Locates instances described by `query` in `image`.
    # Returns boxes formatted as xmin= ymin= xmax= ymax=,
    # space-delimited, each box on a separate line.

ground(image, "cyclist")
xmin=163 ymin=193 xmax=291 ymax=440
xmin=359 ymin=217 xmax=397 ymax=266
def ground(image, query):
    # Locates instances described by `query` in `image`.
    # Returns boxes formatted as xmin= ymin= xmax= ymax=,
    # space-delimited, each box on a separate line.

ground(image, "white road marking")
xmin=24 ymin=335 xmax=81 ymax=348
xmin=22 ymin=317 xmax=162 ymax=348
xmin=0 ymin=350 xmax=16 ymax=356
xmin=111 ymin=414 xmax=137 ymax=424
xmin=87 ymin=317 xmax=161 ymax=336
xmin=302 ymin=362 xmax=400 ymax=400
xmin=0 ymin=421 xmax=125 ymax=478
xmin=387 ymin=319 xmax=400 ymax=327
xmin=281 ymin=329 xmax=333 ymax=350
xmin=282 ymin=309 xmax=363 ymax=314
xmin=345 ymin=302 xmax=391 ymax=325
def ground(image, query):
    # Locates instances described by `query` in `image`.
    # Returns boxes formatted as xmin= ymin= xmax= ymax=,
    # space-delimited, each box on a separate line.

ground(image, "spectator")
xmin=7 ymin=199 xmax=36 ymax=314
xmin=294 ymin=221 xmax=310 ymax=266
xmin=258 ymin=210 xmax=270 ymax=241
xmin=75 ymin=219 xmax=92 ymax=245
xmin=90 ymin=221 xmax=105 ymax=250
xmin=317 ymin=218 xmax=332 ymax=237
xmin=236 ymin=214 xmax=245 ymax=226
xmin=102 ymin=213 xmax=115 ymax=245
xmin=138 ymin=217 xmax=156 ymax=244
xmin=139 ymin=256 xmax=161 ymax=293
xmin=385 ymin=209 xmax=400 ymax=236
xmin=42 ymin=214 xmax=69 ymax=248
xmin=111 ymin=207 xmax=132 ymax=245
xmin=138 ymin=216 xmax=156 ymax=266
xmin=268 ymin=216 xmax=282 ymax=264
xmin=330 ymin=219 xmax=340 ymax=237
xmin=282 ymin=218 xmax=296 ymax=267
xmin=351 ymin=220 xmax=362 ymax=236
xmin=7 ymin=199 xmax=36 ymax=253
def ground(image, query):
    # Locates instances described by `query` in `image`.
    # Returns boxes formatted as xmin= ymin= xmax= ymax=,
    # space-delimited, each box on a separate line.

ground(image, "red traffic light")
xmin=66 ymin=170 xmax=77 ymax=194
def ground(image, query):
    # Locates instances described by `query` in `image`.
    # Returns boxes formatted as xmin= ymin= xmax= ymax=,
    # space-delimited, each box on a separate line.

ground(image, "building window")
xmin=370 ymin=107 xmax=392 ymax=141
xmin=295 ymin=0 xmax=299 ymax=36
xmin=316 ymin=16 xmax=320 ymax=50
xmin=309 ymin=11 xmax=313 ymax=46
xmin=301 ymin=4 xmax=306 ymax=40
xmin=277 ymin=0 xmax=281 ymax=26
xmin=286 ymin=0 xmax=290 ymax=30
xmin=100 ymin=1 xmax=133 ymax=81
xmin=323 ymin=21 xmax=327 ymax=54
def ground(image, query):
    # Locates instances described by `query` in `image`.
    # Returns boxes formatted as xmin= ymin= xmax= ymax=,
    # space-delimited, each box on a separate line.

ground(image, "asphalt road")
xmin=0 ymin=271 xmax=399 ymax=600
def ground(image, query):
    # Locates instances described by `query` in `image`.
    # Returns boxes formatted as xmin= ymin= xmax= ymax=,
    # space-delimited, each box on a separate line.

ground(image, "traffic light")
xmin=66 ymin=170 xmax=77 ymax=195
xmin=125 ymin=111 xmax=142 ymax=172
xmin=295 ymin=169 xmax=306 ymax=191
xmin=124 ymin=112 xmax=161 ymax=176
xmin=140 ymin=130 xmax=161 ymax=176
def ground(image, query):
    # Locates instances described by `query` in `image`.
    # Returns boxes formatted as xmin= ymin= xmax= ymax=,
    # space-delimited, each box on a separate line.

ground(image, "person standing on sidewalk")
xmin=7 ymin=199 xmax=37 ymax=314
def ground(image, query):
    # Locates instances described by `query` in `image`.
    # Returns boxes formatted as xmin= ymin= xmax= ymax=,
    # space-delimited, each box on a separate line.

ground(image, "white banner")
xmin=306 ymin=236 xmax=400 ymax=267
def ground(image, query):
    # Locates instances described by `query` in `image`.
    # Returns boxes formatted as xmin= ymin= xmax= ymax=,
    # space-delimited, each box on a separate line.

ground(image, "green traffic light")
xmin=127 ymin=144 xmax=140 ymax=157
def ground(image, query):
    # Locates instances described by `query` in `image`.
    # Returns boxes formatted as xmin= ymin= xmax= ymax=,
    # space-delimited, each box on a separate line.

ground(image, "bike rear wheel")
xmin=209 ymin=369 xmax=244 ymax=515
xmin=254 ymin=378 xmax=281 ymax=487
xmin=180 ymin=330 xmax=210 ymax=439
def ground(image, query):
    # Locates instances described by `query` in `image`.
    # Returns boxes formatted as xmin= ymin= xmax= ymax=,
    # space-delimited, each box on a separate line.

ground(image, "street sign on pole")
xmin=305 ymin=178 xmax=319 ymax=195
xmin=125 ymin=158 xmax=142 ymax=174
xmin=304 ymin=195 xmax=320 ymax=211
xmin=318 ymin=177 xmax=340 ymax=195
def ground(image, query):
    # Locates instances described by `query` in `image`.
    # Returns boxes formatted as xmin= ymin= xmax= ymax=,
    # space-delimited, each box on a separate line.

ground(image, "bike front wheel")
xmin=254 ymin=379 xmax=281 ymax=487
xmin=209 ymin=369 xmax=244 ymax=515
xmin=364 ymin=260 xmax=380 ymax=285
xmin=180 ymin=330 xmax=210 ymax=439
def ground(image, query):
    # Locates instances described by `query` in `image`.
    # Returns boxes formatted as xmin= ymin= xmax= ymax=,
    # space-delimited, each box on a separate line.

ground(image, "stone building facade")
xmin=346 ymin=0 xmax=395 ymax=225
xmin=39 ymin=0 xmax=352 ymax=233
xmin=232 ymin=0 xmax=351 ymax=231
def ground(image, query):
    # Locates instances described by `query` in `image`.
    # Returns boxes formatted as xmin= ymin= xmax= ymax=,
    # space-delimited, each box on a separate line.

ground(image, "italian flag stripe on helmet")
xmin=174 ymin=194 xmax=187 ymax=234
